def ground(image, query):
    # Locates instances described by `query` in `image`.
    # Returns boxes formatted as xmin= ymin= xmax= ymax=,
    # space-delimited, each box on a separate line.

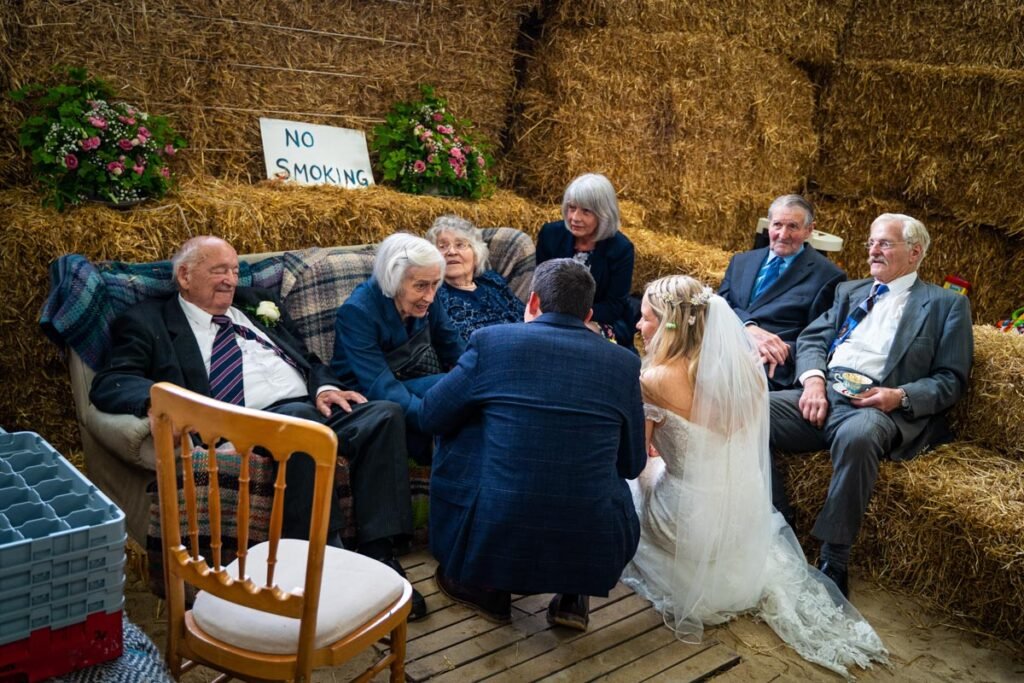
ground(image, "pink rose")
xmin=133 ymin=164 xmax=145 ymax=175
xmin=476 ymin=155 xmax=486 ymax=168
xmin=137 ymin=126 xmax=150 ymax=140
xmin=107 ymin=161 xmax=125 ymax=175
xmin=164 ymin=144 xmax=176 ymax=156
xmin=437 ymin=125 xmax=454 ymax=135
xmin=449 ymin=147 xmax=463 ymax=159
xmin=160 ymin=167 xmax=171 ymax=179
xmin=432 ymin=113 xmax=443 ymax=122
xmin=427 ymin=154 xmax=436 ymax=163
xmin=413 ymin=160 xmax=426 ymax=174
xmin=64 ymin=154 xmax=79 ymax=170
xmin=118 ymin=115 xmax=136 ymax=125
xmin=88 ymin=116 xmax=107 ymax=129
xmin=79 ymin=136 xmax=101 ymax=151
xmin=118 ymin=139 xmax=134 ymax=151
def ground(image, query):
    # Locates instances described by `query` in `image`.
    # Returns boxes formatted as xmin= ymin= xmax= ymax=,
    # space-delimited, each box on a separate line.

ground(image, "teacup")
xmin=835 ymin=370 xmax=873 ymax=395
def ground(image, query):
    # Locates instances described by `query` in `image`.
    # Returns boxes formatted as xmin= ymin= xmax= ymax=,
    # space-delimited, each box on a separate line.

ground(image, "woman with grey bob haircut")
xmin=426 ymin=215 xmax=525 ymax=342
xmin=536 ymin=172 xmax=638 ymax=350
xmin=331 ymin=232 xmax=465 ymax=464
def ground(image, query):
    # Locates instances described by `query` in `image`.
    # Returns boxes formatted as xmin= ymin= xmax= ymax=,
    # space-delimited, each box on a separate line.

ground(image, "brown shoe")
xmin=546 ymin=593 xmax=589 ymax=631
xmin=434 ymin=566 xmax=511 ymax=624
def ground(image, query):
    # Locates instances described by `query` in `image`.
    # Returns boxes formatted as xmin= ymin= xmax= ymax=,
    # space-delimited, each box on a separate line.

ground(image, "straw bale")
xmin=508 ymin=26 xmax=817 ymax=248
xmin=2 ymin=0 xmax=537 ymax=182
xmin=952 ymin=326 xmax=1024 ymax=461
xmin=816 ymin=59 xmax=1024 ymax=237
xmin=845 ymin=1 xmax=1024 ymax=69
xmin=782 ymin=443 xmax=1024 ymax=646
xmin=550 ymin=0 xmax=851 ymax=65
xmin=810 ymin=195 xmax=1024 ymax=328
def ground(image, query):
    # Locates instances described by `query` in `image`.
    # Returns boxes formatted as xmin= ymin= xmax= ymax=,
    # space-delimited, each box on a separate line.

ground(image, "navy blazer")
xmin=536 ymin=220 xmax=636 ymax=348
xmin=330 ymin=277 xmax=465 ymax=428
xmin=719 ymin=246 xmax=845 ymax=389
xmin=90 ymin=287 xmax=337 ymax=417
xmin=796 ymin=277 xmax=973 ymax=460
xmin=420 ymin=313 xmax=645 ymax=596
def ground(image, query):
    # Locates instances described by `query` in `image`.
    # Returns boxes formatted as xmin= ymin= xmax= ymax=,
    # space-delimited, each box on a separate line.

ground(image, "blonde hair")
xmin=642 ymin=275 xmax=712 ymax=386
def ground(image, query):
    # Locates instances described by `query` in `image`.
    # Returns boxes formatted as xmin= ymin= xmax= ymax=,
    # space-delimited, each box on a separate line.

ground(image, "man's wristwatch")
xmin=898 ymin=388 xmax=911 ymax=412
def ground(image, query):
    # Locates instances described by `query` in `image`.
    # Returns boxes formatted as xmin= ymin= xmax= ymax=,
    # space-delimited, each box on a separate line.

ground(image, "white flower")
xmin=255 ymin=300 xmax=281 ymax=325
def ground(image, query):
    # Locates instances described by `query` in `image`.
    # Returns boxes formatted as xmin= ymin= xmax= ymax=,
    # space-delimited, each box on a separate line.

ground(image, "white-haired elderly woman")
xmin=426 ymin=215 xmax=525 ymax=342
xmin=331 ymin=232 xmax=465 ymax=464
xmin=537 ymin=172 xmax=638 ymax=350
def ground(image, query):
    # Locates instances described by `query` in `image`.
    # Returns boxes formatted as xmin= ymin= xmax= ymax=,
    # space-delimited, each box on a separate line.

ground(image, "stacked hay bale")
xmin=507 ymin=25 xmax=818 ymax=252
xmin=1 ymin=0 xmax=539 ymax=184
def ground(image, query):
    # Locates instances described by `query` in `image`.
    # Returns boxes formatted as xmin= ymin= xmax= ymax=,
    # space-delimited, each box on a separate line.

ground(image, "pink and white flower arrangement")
xmin=10 ymin=67 xmax=186 ymax=211
xmin=371 ymin=85 xmax=494 ymax=199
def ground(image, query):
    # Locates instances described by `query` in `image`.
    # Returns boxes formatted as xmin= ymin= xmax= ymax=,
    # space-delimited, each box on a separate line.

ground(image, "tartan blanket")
xmin=40 ymin=254 xmax=289 ymax=370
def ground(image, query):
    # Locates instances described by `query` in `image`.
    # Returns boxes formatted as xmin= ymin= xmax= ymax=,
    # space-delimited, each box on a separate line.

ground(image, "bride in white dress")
xmin=621 ymin=275 xmax=888 ymax=679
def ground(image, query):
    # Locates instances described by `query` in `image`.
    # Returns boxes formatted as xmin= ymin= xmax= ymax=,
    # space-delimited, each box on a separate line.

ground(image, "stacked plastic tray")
xmin=0 ymin=430 xmax=126 ymax=682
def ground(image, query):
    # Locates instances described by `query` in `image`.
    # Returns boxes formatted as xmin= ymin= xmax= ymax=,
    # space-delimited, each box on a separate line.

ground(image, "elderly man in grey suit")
xmin=770 ymin=213 xmax=973 ymax=598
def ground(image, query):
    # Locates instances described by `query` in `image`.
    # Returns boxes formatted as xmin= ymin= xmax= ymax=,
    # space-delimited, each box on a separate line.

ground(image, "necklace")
xmin=450 ymin=279 xmax=477 ymax=291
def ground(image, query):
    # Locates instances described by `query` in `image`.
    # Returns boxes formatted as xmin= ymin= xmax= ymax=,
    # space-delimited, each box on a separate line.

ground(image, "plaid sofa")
xmin=51 ymin=228 xmax=536 ymax=545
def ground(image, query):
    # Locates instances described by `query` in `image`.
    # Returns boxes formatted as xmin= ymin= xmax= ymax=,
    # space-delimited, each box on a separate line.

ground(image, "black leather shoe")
xmin=378 ymin=556 xmax=427 ymax=620
xmin=546 ymin=593 xmax=589 ymax=632
xmin=434 ymin=567 xmax=511 ymax=624
xmin=818 ymin=560 xmax=850 ymax=599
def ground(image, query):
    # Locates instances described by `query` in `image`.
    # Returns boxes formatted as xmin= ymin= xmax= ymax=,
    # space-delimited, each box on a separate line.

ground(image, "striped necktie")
xmin=752 ymin=256 xmax=783 ymax=301
xmin=830 ymin=283 xmax=890 ymax=353
xmin=209 ymin=315 xmax=245 ymax=405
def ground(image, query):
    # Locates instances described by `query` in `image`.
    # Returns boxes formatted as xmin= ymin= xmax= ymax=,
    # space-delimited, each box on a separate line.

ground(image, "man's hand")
xmin=315 ymin=389 xmax=367 ymax=416
xmin=745 ymin=325 xmax=789 ymax=379
xmin=798 ymin=376 xmax=830 ymax=428
xmin=850 ymin=386 xmax=902 ymax=413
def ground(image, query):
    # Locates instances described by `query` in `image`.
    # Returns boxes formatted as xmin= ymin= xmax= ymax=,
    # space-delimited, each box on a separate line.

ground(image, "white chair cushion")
xmin=192 ymin=538 xmax=407 ymax=654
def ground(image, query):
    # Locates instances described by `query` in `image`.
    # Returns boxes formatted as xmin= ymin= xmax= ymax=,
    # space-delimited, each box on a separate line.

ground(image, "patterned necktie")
xmin=230 ymin=321 xmax=300 ymax=371
xmin=752 ymin=256 xmax=783 ymax=301
xmin=209 ymin=315 xmax=245 ymax=405
xmin=830 ymin=283 xmax=890 ymax=353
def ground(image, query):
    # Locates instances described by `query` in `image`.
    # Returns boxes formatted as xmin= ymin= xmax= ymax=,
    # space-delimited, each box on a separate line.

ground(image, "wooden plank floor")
xmin=389 ymin=550 xmax=740 ymax=682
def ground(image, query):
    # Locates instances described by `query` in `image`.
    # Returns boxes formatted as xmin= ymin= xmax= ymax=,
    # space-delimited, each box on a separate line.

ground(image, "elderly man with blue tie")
xmin=769 ymin=213 xmax=973 ymax=598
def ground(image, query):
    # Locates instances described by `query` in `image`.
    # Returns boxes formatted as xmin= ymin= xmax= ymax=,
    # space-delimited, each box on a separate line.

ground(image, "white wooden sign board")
xmin=259 ymin=117 xmax=374 ymax=188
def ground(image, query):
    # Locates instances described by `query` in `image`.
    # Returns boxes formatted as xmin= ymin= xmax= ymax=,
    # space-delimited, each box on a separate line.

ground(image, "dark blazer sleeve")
xmin=718 ymin=252 xmax=754 ymax=322
xmin=419 ymin=334 xmax=482 ymax=436
xmin=618 ymin=354 xmax=646 ymax=480
xmin=535 ymin=221 xmax=565 ymax=265
xmin=89 ymin=305 xmax=166 ymax=417
xmin=591 ymin=232 xmax=635 ymax=327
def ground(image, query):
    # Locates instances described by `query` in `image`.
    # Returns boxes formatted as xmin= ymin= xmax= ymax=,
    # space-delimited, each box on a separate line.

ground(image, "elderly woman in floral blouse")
xmin=426 ymin=215 xmax=525 ymax=342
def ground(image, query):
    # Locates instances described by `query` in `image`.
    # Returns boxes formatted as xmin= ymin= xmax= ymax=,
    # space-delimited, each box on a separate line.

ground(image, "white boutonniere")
xmin=253 ymin=300 xmax=281 ymax=327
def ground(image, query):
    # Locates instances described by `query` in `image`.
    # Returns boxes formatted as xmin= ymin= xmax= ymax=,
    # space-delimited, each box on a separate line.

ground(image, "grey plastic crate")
xmin=0 ymin=432 xmax=125 ymax=645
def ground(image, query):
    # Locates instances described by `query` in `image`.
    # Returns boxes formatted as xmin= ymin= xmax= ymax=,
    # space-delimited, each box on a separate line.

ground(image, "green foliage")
xmin=8 ymin=67 xmax=187 ymax=211
xmin=371 ymin=85 xmax=494 ymax=200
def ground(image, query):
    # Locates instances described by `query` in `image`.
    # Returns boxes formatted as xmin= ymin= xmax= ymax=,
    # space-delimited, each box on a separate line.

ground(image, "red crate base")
xmin=0 ymin=610 xmax=122 ymax=683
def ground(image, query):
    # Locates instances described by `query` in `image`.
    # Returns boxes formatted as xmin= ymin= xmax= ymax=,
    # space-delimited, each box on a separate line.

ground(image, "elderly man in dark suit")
xmin=421 ymin=258 xmax=645 ymax=631
xmin=719 ymin=194 xmax=846 ymax=391
xmin=90 ymin=235 xmax=426 ymax=618
xmin=770 ymin=213 xmax=973 ymax=597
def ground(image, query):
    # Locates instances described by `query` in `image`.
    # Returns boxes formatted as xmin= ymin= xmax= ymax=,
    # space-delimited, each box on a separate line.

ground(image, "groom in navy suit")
xmin=719 ymin=194 xmax=846 ymax=391
xmin=90 ymin=235 xmax=426 ymax=618
xmin=770 ymin=214 xmax=973 ymax=597
xmin=421 ymin=258 xmax=645 ymax=630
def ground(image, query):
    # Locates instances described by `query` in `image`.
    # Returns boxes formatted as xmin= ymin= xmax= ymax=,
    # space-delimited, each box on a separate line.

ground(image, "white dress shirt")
xmin=179 ymin=296 xmax=309 ymax=410
xmin=801 ymin=272 xmax=918 ymax=385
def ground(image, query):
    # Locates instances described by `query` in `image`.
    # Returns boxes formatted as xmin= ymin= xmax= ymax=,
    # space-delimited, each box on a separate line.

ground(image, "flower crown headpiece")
xmin=656 ymin=285 xmax=713 ymax=328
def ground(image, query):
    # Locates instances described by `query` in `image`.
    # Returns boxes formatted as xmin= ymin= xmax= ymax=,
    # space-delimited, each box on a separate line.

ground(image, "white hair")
xmin=561 ymin=173 xmax=621 ymax=242
xmin=872 ymin=212 xmax=931 ymax=259
xmin=373 ymin=232 xmax=446 ymax=297
xmin=426 ymin=215 xmax=489 ymax=277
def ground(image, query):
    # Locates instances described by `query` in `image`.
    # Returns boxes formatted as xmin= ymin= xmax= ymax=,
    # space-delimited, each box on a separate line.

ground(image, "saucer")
xmin=832 ymin=382 xmax=864 ymax=398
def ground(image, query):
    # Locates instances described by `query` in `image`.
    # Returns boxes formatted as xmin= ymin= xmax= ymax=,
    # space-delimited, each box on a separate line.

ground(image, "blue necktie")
xmin=752 ymin=257 xmax=783 ymax=301
xmin=209 ymin=315 xmax=245 ymax=405
xmin=830 ymin=283 xmax=890 ymax=353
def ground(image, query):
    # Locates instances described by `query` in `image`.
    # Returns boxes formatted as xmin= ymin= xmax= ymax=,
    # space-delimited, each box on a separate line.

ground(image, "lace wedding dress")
xmin=621 ymin=296 xmax=888 ymax=680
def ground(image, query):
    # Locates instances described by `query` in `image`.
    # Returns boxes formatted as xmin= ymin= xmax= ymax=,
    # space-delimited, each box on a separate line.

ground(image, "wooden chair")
xmin=150 ymin=382 xmax=412 ymax=682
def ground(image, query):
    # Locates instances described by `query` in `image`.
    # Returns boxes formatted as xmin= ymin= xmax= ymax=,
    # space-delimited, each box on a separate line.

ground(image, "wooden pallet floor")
xmin=390 ymin=550 xmax=740 ymax=682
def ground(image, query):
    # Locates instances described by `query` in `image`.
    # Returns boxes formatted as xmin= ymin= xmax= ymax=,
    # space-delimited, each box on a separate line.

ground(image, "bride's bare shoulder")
xmin=640 ymin=362 xmax=693 ymax=417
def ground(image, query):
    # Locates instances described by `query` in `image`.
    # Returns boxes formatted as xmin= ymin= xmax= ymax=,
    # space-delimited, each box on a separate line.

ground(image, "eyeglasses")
xmin=863 ymin=239 xmax=907 ymax=250
xmin=437 ymin=240 xmax=472 ymax=253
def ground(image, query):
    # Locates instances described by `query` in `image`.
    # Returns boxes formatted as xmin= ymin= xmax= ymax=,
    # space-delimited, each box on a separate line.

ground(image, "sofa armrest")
xmin=82 ymin=404 xmax=154 ymax=469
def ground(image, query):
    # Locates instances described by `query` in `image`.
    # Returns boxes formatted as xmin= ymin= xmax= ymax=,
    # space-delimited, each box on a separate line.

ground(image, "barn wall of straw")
xmin=844 ymin=1 xmax=1024 ymax=69
xmin=0 ymin=0 xmax=539 ymax=186
xmin=782 ymin=445 xmax=1024 ymax=646
xmin=547 ymin=0 xmax=852 ymax=66
xmin=809 ymin=195 xmax=1024 ymax=327
xmin=815 ymin=59 xmax=1024 ymax=237
xmin=506 ymin=26 xmax=817 ymax=251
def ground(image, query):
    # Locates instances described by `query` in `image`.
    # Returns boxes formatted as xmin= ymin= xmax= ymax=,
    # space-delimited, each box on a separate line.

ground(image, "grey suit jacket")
xmin=796 ymin=277 xmax=973 ymax=460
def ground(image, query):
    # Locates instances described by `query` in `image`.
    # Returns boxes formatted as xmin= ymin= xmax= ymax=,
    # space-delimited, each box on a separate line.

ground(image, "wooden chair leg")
xmin=390 ymin=620 xmax=408 ymax=683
